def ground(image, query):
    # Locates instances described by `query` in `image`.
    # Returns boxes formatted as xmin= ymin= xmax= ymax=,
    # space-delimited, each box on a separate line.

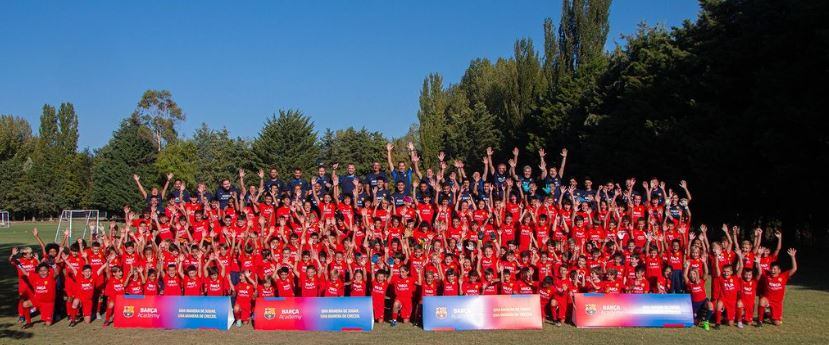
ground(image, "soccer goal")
xmin=54 ymin=210 xmax=101 ymax=242
xmin=0 ymin=211 xmax=9 ymax=229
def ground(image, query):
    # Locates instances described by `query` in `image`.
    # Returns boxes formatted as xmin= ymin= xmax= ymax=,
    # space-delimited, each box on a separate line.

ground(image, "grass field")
xmin=1 ymin=222 xmax=827 ymax=345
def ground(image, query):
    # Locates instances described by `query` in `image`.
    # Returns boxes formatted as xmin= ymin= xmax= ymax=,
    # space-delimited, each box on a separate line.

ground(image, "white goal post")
xmin=54 ymin=210 xmax=101 ymax=242
xmin=0 ymin=211 xmax=9 ymax=229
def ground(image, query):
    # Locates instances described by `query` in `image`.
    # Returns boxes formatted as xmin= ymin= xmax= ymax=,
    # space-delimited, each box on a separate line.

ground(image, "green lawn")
xmin=1 ymin=222 xmax=827 ymax=345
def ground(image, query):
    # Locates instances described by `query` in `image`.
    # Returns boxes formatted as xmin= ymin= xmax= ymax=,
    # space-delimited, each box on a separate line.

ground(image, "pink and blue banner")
xmin=253 ymin=297 xmax=373 ymax=331
xmin=422 ymin=295 xmax=543 ymax=331
xmin=573 ymin=293 xmax=694 ymax=328
xmin=113 ymin=295 xmax=233 ymax=330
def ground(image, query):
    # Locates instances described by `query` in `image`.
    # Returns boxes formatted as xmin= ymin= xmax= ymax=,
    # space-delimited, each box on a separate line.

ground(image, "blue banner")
xmin=573 ymin=293 xmax=694 ymax=328
xmin=422 ymin=295 xmax=543 ymax=331
xmin=114 ymin=295 xmax=234 ymax=330
xmin=253 ymin=297 xmax=374 ymax=331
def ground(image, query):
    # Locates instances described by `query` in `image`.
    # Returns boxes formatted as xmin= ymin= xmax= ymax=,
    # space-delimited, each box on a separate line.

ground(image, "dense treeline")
xmin=0 ymin=0 xmax=826 ymax=245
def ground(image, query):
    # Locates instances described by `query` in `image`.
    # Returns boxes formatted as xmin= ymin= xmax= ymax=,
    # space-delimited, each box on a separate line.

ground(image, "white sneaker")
xmin=737 ymin=322 xmax=744 ymax=328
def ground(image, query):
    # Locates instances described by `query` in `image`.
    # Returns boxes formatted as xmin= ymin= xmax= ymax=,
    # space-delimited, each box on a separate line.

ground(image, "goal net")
xmin=0 ymin=211 xmax=9 ymax=229
xmin=54 ymin=210 xmax=101 ymax=242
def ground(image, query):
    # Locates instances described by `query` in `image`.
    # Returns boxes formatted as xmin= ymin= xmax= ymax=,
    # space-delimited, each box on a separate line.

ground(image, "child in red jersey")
xmin=550 ymin=267 xmax=574 ymax=326
xmin=233 ymin=270 xmax=256 ymax=327
xmin=203 ymin=254 xmax=230 ymax=296
xmin=161 ymin=262 xmax=183 ymax=296
xmin=275 ymin=268 xmax=295 ymax=297
xmin=11 ymin=245 xmax=40 ymax=324
xmin=143 ymin=269 xmax=160 ymax=295
xmin=758 ymin=248 xmax=797 ymax=326
xmin=20 ymin=262 xmax=61 ymax=328
xmin=390 ymin=266 xmax=416 ymax=326
xmin=371 ymin=270 xmax=390 ymax=323
xmin=349 ymin=269 xmax=367 ymax=296
xmin=736 ymin=255 xmax=762 ymax=328
xmin=102 ymin=261 xmax=129 ymax=326
xmin=64 ymin=263 xmax=106 ymax=326
xmin=713 ymin=249 xmax=743 ymax=328
xmin=684 ymin=263 xmax=713 ymax=328
xmin=538 ymin=277 xmax=555 ymax=321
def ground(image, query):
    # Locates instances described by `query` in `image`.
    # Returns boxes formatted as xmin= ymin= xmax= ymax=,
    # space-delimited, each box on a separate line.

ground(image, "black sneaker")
xmin=713 ymin=324 xmax=721 ymax=330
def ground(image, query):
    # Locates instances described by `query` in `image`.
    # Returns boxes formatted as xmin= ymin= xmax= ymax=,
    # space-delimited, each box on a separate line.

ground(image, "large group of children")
xmin=10 ymin=144 xmax=798 ymax=330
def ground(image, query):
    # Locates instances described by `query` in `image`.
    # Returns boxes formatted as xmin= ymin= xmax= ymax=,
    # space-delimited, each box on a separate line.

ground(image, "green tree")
xmin=191 ymin=123 xmax=259 ymax=185
xmin=317 ymin=127 xmax=387 ymax=174
xmin=252 ymin=109 xmax=319 ymax=175
xmin=91 ymin=115 xmax=159 ymax=213
xmin=155 ymin=140 xmax=199 ymax=187
xmin=417 ymin=73 xmax=448 ymax=168
xmin=133 ymin=89 xmax=185 ymax=152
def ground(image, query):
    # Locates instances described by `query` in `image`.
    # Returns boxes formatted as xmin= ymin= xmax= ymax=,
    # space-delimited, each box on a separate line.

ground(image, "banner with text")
xmin=253 ymin=297 xmax=373 ymax=331
xmin=113 ymin=295 xmax=233 ymax=330
xmin=422 ymin=295 xmax=543 ymax=331
xmin=573 ymin=293 xmax=694 ymax=328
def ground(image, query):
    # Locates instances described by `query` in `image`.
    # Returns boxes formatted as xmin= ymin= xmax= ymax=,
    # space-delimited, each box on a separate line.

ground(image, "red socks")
xmin=21 ymin=304 xmax=31 ymax=324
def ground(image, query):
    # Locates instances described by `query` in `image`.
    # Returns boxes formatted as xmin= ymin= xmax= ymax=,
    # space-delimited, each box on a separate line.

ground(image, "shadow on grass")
xmin=0 ymin=322 xmax=33 ymax=340
xmin=0 ymin=242 xmax=28 ymax=317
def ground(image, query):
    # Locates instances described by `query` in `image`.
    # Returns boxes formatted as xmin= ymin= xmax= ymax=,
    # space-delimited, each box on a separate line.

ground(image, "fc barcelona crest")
xmin=263 ymin=307 xmax=276 ymax=320
xmin=585 ymin=304 xmax=597 ymax=315
xmin=123 ymin=305 xmax=135 ymax=318
xmin=435 ymin=306 xmax=448 ymax=319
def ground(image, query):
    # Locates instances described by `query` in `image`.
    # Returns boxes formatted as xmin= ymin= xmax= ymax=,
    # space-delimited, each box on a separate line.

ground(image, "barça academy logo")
xmin=123 ymin=305 xmax=135 ymax=318
xmin=435 ymin=306 xmax=448 ymax=320
xmin=585 ymin=304 xmax=597 ymax=315
xmin=263 ymin=307 xmax=276 ymax=320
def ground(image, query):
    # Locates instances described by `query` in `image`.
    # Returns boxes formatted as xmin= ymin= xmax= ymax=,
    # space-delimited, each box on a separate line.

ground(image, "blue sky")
xmin=0 ymin=1 xmax=700 ymax=150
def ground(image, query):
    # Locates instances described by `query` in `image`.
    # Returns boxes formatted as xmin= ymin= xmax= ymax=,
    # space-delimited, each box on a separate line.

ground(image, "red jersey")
xmin=763 ymin=272 xmax=790 ymax=302
xmin=602 ymin=279 xmax=624 ymax=294
xmin=182 ymin=276 xmax=203 ymax=296
xmin=718 ymin=275 xmax=740 ymax=301
xmin=350 ymin=280 xmax=367 ymax=296
xmin=462 ymin=281 xmax=482 ymax=296
xmin=235 ymin=282 xmax=255 ymax=301
xmin=627 ymin=278 xmax=649 ymax=294
xmin=162 ymin=274 xmax=182 ymax=296
xmin=687 ymin=279 xmax=707 ymax=302
xmin=391 ymin=275 xmax=417 ymax=298
xmin=258 ymin=284 xmax=276 ymax=298
xmin=372 ymin=280 xmax=389 ymax=298
xmin=276 ymin=277 xmax=295 ymax=297
xmin=420 ymin=281 xmax=440 ymax=297
xmin=442 ymin=280 xmax=460 ymax=296
xmin=105 ymin=275 xmax=127 ymax=297
xmin=75 ymin=273 xmax=100 ymax=299
xmin=300 ymin=276 xmax=322 ymax=297
xmin=27 ymin=271 xmax=57 ymax=302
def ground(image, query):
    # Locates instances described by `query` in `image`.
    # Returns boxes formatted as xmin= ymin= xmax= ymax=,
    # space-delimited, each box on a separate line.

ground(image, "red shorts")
xmin=720 ymin=299 xmax=737 ymax=321
xmin=372 ymin=295 xmax=385 ymax=321
xmin=18 ymin=283 xmax=30 ymax=298
xmin=740 ymin=297 xmax=755 ymax=321
xmin=395 ymin=297 xmax=413 ymax=320
xmin=32 ymin=301 xmax=55 ymax=322
xmin=768 ymin=299 xmax=784 ymax=321
xmin=79 ymin=298 xmax=94 ymax=317
xmin=235 ymin=299 xmax=252 ymax=321
xmin=553 ymin=296 xmax=569 ymax=320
